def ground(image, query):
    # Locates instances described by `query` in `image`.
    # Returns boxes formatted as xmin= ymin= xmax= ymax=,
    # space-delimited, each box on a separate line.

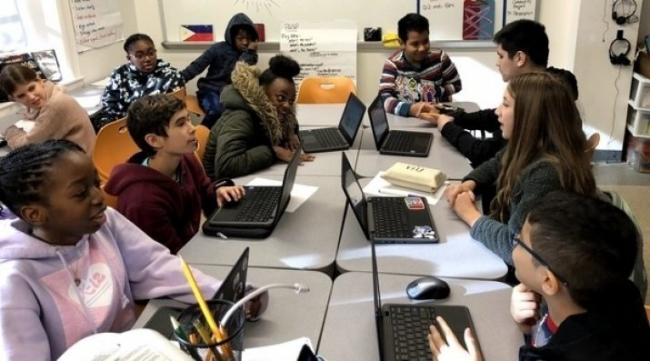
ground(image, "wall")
xmin=136 ymin=0 xmax=639 ymax=153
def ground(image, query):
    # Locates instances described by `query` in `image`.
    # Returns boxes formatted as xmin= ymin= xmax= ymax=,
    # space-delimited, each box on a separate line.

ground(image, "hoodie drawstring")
xmin=55 ymin=247 xmax=98 ymax=334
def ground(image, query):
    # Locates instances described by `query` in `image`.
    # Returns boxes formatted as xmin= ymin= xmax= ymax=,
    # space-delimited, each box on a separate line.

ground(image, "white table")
xmin=336 ymin=199 xmax=507 ymax=280
xmin=133 ymin=265 xmax=332 ymax=349
xmin=355 ymin=127 xmax=473 ymax=180
xmin=318 ymin=272 xmax=522 ymax=361
xmin=179 ymin=175 xmax=346 ymax=271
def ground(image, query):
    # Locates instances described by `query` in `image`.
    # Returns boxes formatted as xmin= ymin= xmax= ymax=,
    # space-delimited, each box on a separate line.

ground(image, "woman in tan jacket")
xmin=0 ymin=65 xmax=95 ymax=153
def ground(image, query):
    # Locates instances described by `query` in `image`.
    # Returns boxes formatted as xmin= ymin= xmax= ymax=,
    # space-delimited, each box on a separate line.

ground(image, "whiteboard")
xmin=159 ymin=0 xmax=417 ymax=42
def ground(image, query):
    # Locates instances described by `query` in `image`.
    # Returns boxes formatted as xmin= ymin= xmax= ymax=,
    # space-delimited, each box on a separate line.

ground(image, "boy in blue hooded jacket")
xmin=181 ymin=13 xmax=259 ymax=128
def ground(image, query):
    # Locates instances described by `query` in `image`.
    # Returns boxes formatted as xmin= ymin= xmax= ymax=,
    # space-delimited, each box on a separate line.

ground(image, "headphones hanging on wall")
xmin=609 ymin=30 xmax=631 ymax=66
xmin=612 ymin=0 xmax=638 ymax=25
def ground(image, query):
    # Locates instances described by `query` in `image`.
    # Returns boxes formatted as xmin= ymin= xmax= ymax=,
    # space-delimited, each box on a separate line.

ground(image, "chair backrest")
xmin=92 ymin=117 xmax=140 ymax=182
xmin=170 ymin=87 xmax=187 ymax=100
xmin=194 ymin=124 xmax=210 ymax=162
xmin=297 ymin=76 xmax=356 ymax=104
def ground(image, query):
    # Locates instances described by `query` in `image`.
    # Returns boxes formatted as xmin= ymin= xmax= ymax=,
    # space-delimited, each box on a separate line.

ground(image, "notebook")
xmin=202 ymin=149 xmax=301 ymax=238
xmin=340 ymin=153 xmax=439 ymax=244
xmin=299 ymin=93 xmax=366 ymax=153
xmin=369 ymin=240 xmax=483 ymax=361
xmin=368 ymin=95 xmax=433 ymax=157
xmin=143 ymin=247 xmax=249 ymax=338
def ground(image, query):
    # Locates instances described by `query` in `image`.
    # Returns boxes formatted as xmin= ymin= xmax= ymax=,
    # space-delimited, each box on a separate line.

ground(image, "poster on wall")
xmin=504 ymin=0 xmax=537 ymax=25
xmin=280 ymin=21 xmax=357 ymax=85
xmin=69 ymin=0 xmax=124 ymax=52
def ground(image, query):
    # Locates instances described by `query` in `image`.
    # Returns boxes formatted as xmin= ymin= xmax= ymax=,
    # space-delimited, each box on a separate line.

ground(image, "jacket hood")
xmin=103 ymin=152 xmax=184 ymax=195
xmin=225 ymin=13 xmax=258 ymax=46
xmin=226 ymin=61 xmax=297 ymax=145
xmin=0 ymin=218 xmax=86 ymax=260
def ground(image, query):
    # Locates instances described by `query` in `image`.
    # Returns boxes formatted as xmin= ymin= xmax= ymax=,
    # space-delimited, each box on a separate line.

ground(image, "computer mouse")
xmin=406 ymin=276 xmax=450 ymax=300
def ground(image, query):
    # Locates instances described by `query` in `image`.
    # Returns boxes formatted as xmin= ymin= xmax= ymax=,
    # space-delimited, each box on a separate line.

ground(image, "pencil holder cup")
xmin=175 ymin=299 xmax=245 ymax=361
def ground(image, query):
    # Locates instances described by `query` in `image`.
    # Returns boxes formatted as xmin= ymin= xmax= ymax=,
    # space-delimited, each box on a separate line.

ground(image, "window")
xmin=0 ymin=0 xmax=26 ymax=53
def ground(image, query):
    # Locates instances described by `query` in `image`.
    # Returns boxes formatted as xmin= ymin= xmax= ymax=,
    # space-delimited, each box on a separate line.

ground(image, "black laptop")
xmin=368 ymin=95 xmax=433 ymax=157
xmin=369 ymin=240 xmax=483 ymax=361
xmin=143 ymin=247 xmax=249 ymax=338
xmin=299 ymin=93 xmax=366 ymax=153
xmin=340 ymin=153 xmax=439 ymax=244
xmin=202 ymin=149 xmax=300 ymax=238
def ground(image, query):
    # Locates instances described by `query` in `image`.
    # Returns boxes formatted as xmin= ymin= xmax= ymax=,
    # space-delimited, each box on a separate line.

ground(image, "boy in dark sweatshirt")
xmin=181 ymin=13 xmax=259 ymax=128
xmin=104 ymin=94 xmax=244 ymax=253
xmin=428 ymin=191 xmax=650 ymax=361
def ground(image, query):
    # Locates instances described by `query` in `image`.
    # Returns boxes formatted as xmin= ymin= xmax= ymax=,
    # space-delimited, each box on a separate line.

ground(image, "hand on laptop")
xmin=216 ymin=185 xmax=246 ymax=208
xmin=273 ymin=146 xmax=315 ymax=163
xmin=428 ymin=316 xmax=482 ymax=361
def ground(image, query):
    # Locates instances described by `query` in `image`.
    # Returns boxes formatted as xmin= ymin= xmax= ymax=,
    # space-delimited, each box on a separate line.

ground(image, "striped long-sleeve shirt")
xmin=379 ymin=49 xmax=461 ymax=117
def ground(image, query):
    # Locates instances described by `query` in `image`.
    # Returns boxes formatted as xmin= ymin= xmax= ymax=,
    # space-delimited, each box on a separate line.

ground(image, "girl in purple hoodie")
xmin=0 ymin=140 xmax=264 ymax=360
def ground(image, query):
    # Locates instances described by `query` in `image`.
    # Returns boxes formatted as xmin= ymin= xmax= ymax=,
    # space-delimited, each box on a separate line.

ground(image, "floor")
xmin=593 ymin=163 xmax=650 ymax=301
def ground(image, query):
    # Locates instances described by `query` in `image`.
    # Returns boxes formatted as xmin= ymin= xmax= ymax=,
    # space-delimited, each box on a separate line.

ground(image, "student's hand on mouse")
xmin=216 ymin=185 xmax=246 ymax=207
xmin=510 ymin=283 xmax=541 ymax=334
xmin=428 ymin=316 xmax=482 ymax=361
xmin=445 ymin=181 xmax=476 ymax=206
xmin=436 ymin=114 xmax=454 ymax=131
xmin=452 ymin=191 xmax=481 ymax=227
xmin=244 ymin=285 xmax=269 ymax=321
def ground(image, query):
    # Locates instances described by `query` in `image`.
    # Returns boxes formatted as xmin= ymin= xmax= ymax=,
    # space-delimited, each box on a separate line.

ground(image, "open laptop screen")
xmin=368 ymin=96 xmax=389 ymax=148
xmin=338 ymin=93 xmax=366 ymax=144
xmin=340 ymin=153 xmax=370 ymax=239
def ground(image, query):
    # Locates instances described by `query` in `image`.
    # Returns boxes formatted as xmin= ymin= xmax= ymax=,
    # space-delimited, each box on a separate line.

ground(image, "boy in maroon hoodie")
xmin=104 ymin=94 xmax=244 ymax=253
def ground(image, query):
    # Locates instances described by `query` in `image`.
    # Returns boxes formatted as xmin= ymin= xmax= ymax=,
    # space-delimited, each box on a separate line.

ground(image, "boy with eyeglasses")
xmin=428 ymin=191 xmax=649 ymax=361
xmin=97 ymin=33 xmax=185 ymax=130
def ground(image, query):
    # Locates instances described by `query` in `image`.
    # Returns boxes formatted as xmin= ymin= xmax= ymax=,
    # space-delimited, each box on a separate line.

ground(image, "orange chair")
xmin=92 ymin=117 xmax=140 ymax=183
xmin=171 ymin=87 xmax=205 ymax=117
xmin=194 ymin=124 xmax=211 ymax=162
xmin=297 ymin=76 xmax=356 ymax=104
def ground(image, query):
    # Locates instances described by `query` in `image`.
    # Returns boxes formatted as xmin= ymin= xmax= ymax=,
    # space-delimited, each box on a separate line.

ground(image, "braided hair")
xmin=0 ymin=139 xmax=84 ymax=216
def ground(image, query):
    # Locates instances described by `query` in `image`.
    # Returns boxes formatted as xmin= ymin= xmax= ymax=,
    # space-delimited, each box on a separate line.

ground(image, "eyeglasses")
xmin=512 ymin=235 xmax=568 ymax=285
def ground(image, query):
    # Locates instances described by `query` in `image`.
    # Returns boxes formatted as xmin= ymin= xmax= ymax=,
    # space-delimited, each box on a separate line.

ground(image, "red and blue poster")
xmin=180 ymin=25 xmax=214 ymax=42
xmin=463 ymin=0 xmax=495 ymax=40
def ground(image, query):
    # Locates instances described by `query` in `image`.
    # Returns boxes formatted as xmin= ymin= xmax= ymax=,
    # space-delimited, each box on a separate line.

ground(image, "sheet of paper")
xmin=363 ymin=171 xmax=448 ymax=205
xmin=246 ymin=178 xmax=318 ymax=213
xmin=14 ymin=120 xmax=35 ymax=132
xmin=243 ymin=337 xmax=313 ymax=361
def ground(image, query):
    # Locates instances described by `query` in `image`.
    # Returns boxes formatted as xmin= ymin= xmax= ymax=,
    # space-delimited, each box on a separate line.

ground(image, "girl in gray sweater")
xmin=445 ymin=72 xmax=596 ymax=265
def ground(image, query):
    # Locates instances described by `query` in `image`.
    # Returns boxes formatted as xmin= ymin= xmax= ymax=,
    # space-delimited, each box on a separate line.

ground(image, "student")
xmin=97 ymin=33 xmax=185 ymax=130
xmin=0 ymin=64 xmax=95 ymax=153
xmin=445 ymin=72 xmax=596 ymax=266
xmin=181 ymin=13 xmax=259 ymax=129
xmin=0 ymin=140 xmax=266 ymax=361
xmin=379 ymin=13 xmax=462 ymax=122
xmin=434 ymin=20 xmax=560 ymax=168
xmin=428 ymin=191 xmax=650 ymax=361
xmin=203 ymin=55 xmax=315 ymax=179
xmin=104 ymin=94 xmax=244 ymax=253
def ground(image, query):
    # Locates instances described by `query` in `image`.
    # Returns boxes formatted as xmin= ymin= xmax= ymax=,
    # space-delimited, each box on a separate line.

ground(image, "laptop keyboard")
xmin=372 ymin=197 xmax=412 ymax=238
xmin=389 ymin=304 xmax=437 ymax=361
xmin=316 ymin=128 xmax=348 ymax=148
xmin=383 ymin=131 xmax=416 ymax=152
xmin=233 ymin=187 xmax=281 ymax=222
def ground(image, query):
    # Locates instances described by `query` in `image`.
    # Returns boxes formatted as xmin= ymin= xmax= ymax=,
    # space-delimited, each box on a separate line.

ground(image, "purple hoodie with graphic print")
xmin=0 ymin=208 xmax=219 ymax=361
